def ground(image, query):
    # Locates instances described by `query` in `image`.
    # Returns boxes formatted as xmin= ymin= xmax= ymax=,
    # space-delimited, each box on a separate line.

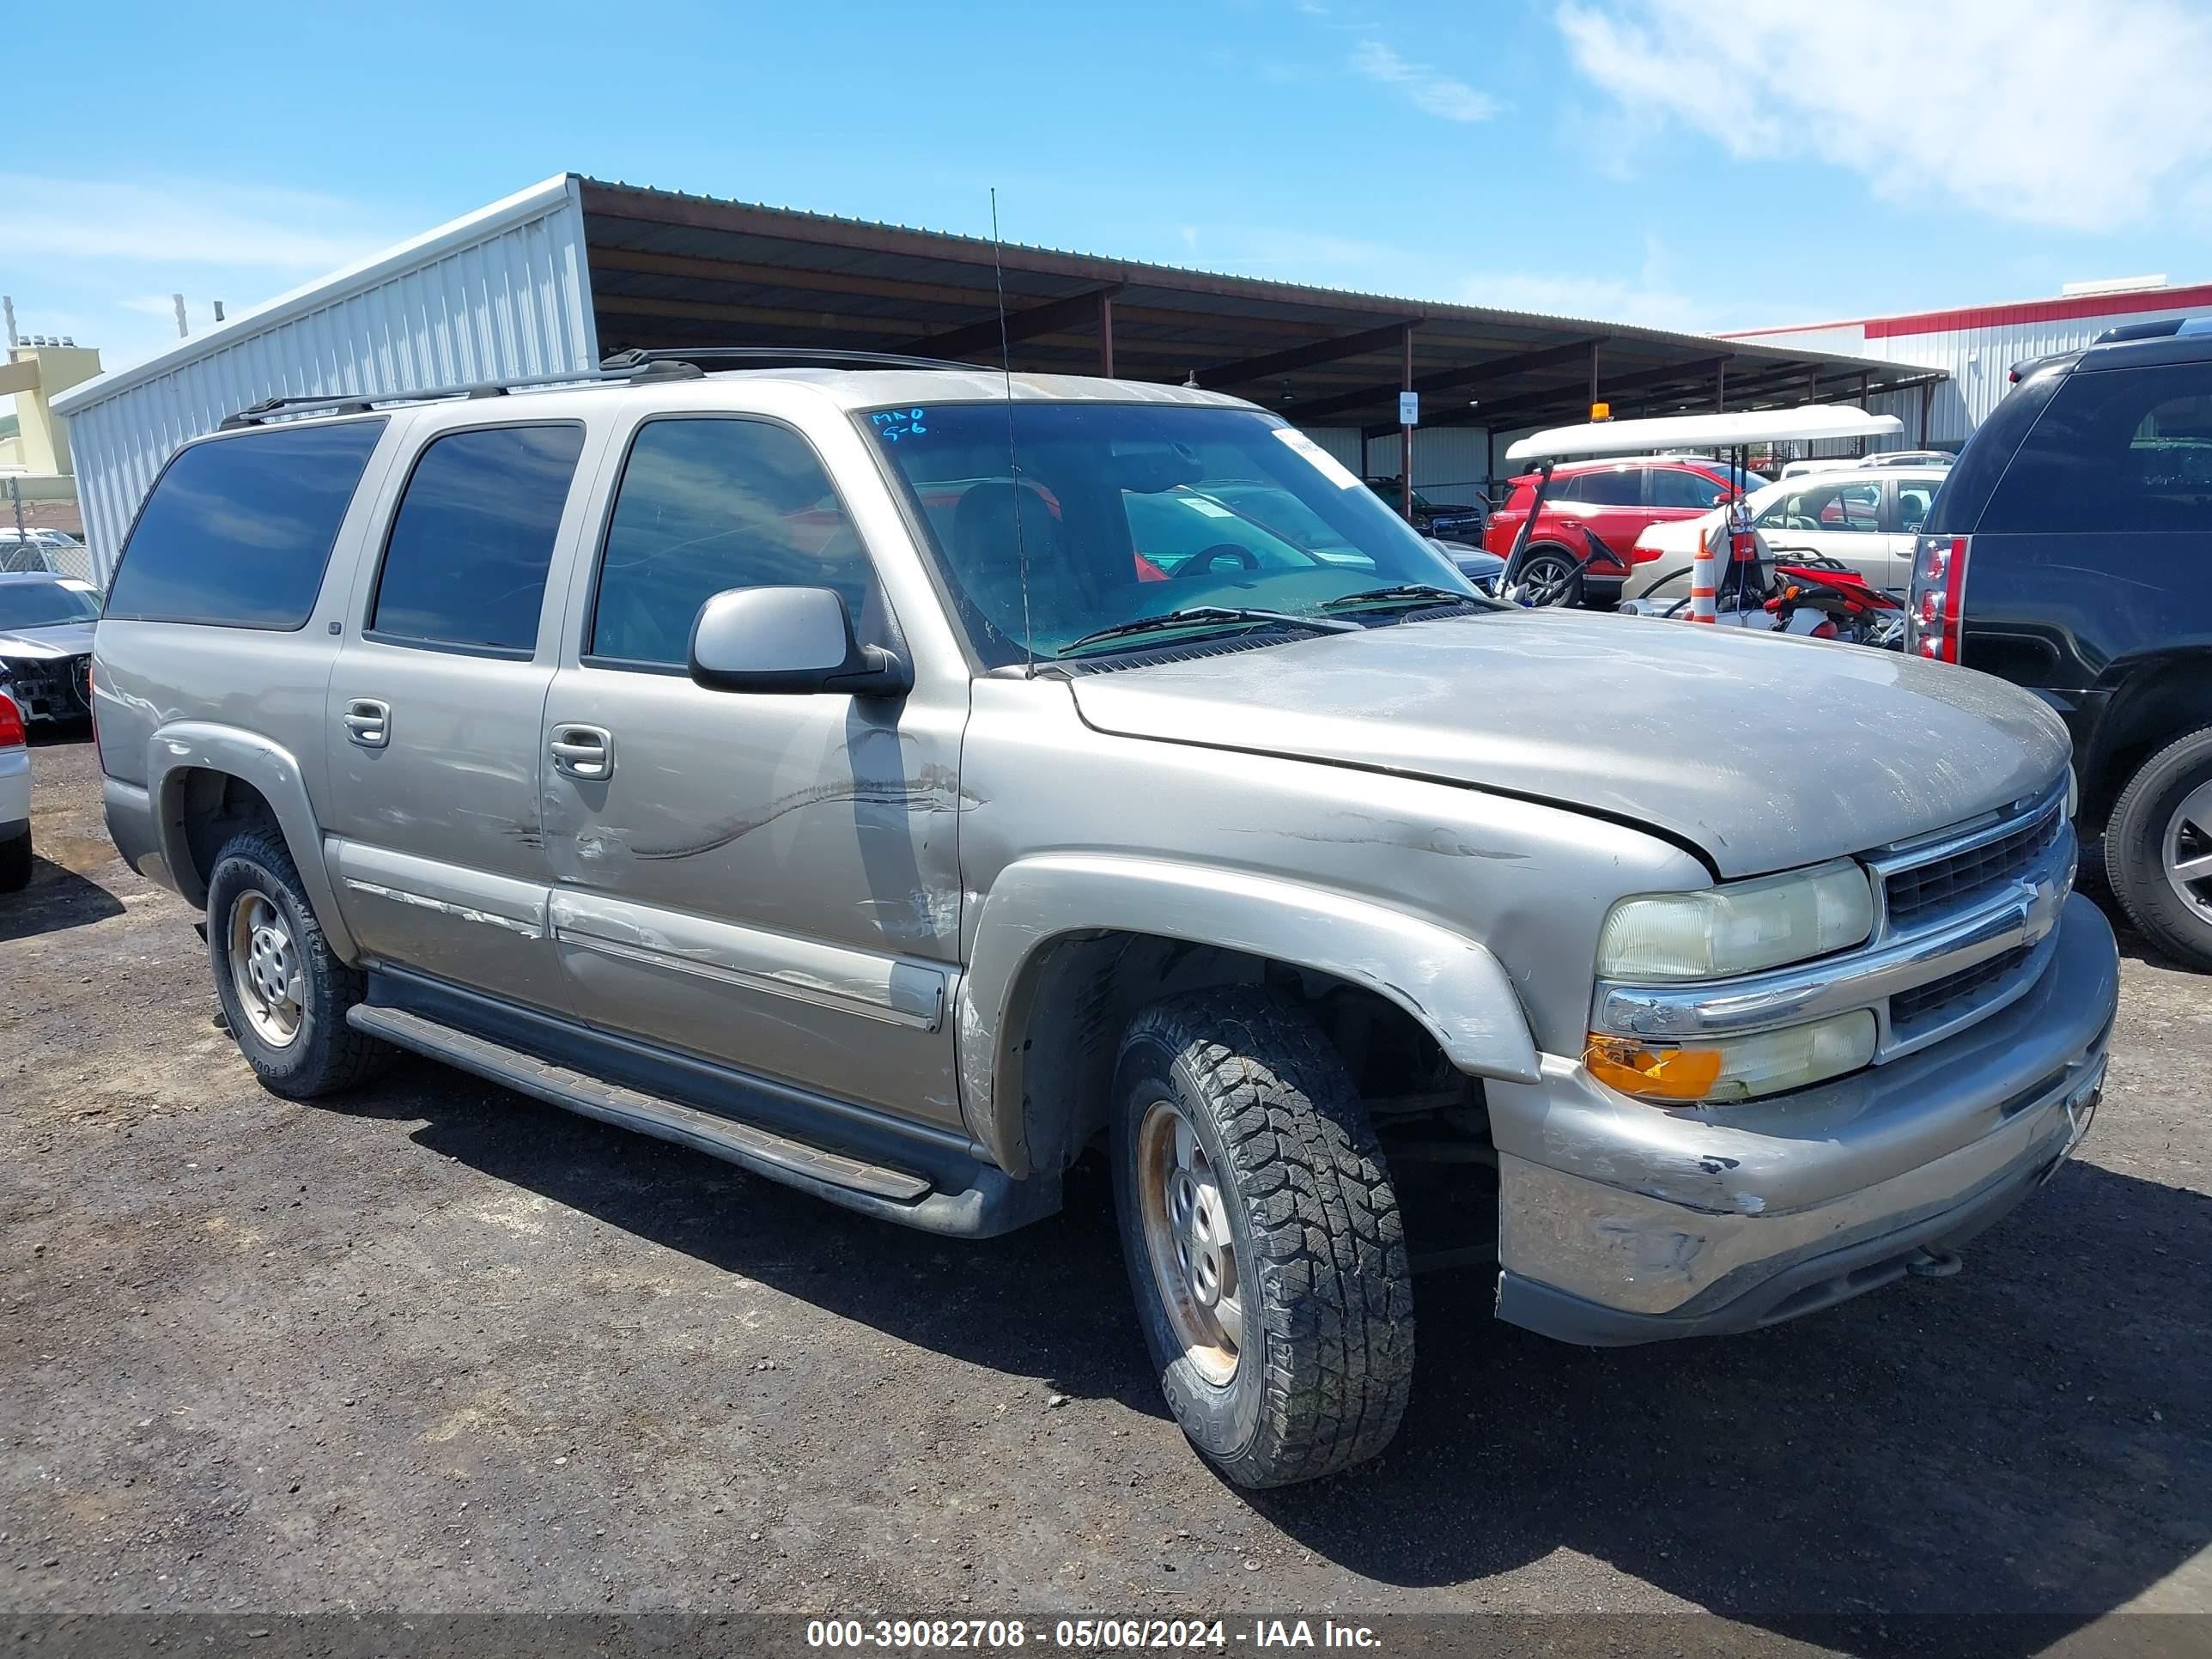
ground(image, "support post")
xmin=1589 ymin=340 xmax=1601 ymax=412
xmin=1715 ymin=360 xmax=1728 ymax=413
xmin=1858 ymin=373 xmax=1872 ymax=456
xmin=1399 ymin=325 xmax=1416 ymax=521
xmin=1097 ymin=292 xmax=1115 ymax=379
xmin=1920 ymin=379 xmax=1935 ymax=447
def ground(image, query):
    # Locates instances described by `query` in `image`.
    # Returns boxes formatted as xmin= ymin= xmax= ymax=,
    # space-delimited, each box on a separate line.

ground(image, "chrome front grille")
xmin=1882 ymin=796 xmax=2066 ymax=933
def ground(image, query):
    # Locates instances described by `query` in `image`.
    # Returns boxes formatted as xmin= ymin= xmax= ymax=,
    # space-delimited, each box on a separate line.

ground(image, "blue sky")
xmin=9 ymin=0 xmax=2212 ymax=374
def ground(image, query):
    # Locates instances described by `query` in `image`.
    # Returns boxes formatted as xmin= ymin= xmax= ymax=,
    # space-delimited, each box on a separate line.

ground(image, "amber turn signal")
xmin=1583 ymin=1035 xmax=1724 ymax=1102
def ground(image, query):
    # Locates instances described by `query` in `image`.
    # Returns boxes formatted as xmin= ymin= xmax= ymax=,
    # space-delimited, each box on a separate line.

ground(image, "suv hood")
xmin=1066 ymin=611 xmax=2069 ymax=878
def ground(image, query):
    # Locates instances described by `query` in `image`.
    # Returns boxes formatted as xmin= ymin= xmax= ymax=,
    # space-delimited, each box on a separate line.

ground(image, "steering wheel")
xmin=1176 ymin=543 xmax=1261 ymax=576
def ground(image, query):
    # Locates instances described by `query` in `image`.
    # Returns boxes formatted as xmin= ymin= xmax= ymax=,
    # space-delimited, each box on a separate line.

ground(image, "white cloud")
xmin=1557 ymin=0 xmax=2212 ymax=233
xmin=0 ymin=173 xmax=398 ymax=270
xmin=1457 ymin=236 xmax=1717 ymax=331
xmin=1350 ymin=41 xmax=1499 ymax=123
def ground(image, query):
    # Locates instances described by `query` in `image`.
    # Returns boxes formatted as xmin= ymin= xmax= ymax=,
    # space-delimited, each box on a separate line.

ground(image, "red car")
xmin=1482 ymin=457 xmax=1761 ymax=605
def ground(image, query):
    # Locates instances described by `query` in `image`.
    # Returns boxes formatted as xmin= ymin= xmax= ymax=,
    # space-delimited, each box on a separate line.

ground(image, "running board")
xmin=346 ymin=1004 xmax=932 ymax=1203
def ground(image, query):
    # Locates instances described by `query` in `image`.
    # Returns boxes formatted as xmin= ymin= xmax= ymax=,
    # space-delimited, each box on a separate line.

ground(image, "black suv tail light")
xmin=1907 ymin=535 xmax=1971 ymax=663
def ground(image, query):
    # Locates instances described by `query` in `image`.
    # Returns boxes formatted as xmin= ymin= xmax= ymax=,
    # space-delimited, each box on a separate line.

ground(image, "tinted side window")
xmin=1573 ymin=468 xmax=1642 ymax=507
xmin=1650 ymin=468 xmax=1729 ymax=509
xmin=1980 ymin=362 xmax=2212 ymax=534
xmin=369 ymin=424 xmax=585 ymax=653
xmin=590 ymin=418 xmax=878 ymax=667
xmin=106 ymin=420 xmax=386 ymax=629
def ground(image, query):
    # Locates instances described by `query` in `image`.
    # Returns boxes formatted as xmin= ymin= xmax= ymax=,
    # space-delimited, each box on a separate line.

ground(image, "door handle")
xmin=342 ymin=698 xmax=390 ymax=749
xmin=550 ymin=724 xmax=614 ymax=781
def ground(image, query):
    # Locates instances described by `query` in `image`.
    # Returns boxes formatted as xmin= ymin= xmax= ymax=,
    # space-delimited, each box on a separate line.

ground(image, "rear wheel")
xmin=0 ymin=828 xmax=30 ymax=893
xmin=206 ymin=827 xmax=391 ymax=1097
xmin=1110 ymin=988 xmax=1413 ymax=1488
xmin=2104 ymin=724 xmax=2212 ymax=970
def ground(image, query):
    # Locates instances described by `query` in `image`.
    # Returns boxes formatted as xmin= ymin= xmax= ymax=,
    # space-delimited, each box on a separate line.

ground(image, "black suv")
xmin=1911 ymin=316 xmax=2212 ymax=968
xmin=1363 ymin=477 xmax=1488 ymax=542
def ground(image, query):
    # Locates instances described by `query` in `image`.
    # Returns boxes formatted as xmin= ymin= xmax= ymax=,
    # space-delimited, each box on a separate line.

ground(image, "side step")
xmin=347 ymin=1004 xmax=931 ymax=1203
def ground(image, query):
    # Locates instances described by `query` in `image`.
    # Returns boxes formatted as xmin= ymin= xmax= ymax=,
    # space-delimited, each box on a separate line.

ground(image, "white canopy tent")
xmin=1504 ymin=404 xmax=1905 ymax=463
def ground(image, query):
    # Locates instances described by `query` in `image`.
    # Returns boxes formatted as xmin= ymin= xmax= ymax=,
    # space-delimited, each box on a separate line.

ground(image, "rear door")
xmin=1550 ymin=465 xmax=1644 ymax=570
xmin=1959 ymin=356 xmax=2212 ymax=694
xmin=322 ymin=415 xmax=597 ymax=1013
xmin=536 ymin=399 xmax=966 ymax=1128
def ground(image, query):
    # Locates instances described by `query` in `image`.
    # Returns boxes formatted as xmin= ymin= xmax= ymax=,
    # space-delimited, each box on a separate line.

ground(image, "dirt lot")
xmin=3 ymin=733 xmax=2207 ymax=1650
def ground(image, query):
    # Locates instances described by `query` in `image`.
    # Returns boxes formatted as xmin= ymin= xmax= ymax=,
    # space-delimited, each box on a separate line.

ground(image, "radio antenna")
xmin=988 ymin=186 xmax=1036 ymax=677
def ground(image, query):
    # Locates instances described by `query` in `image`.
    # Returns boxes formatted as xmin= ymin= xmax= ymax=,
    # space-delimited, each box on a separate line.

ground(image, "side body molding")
xmin=957 ymin=854 xmax=1540 ymax=1176
xmin=146 ymin=720 xmax=360 ymax=963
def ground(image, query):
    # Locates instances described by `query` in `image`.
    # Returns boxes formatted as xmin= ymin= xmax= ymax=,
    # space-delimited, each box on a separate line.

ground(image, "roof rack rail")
xmin=599 ymin=346 xmax=978 ymax=374
xmin=216 ymin=367 xmax=618 ymax=430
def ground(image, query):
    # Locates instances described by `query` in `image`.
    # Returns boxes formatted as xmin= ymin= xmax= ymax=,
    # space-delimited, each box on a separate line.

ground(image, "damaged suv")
xmin=93 ymin=353 xmax=2117 ymax=1489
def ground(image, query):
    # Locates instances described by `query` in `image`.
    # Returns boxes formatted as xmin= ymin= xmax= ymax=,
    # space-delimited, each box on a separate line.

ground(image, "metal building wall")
xmin=54 ymin=175 xmax=598 ymax=584
xmin=1729 ymin=289 xmax=2212 ymax=449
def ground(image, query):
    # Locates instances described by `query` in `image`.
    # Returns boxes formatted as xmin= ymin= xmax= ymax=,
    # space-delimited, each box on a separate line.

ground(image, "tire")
xmin=0 ymin=829 xmax=30 ymax=893
xmin=2104 ymin=724 xmax=2212 ymax=971
xmin=1515 ymin=544 xmax=1584 ymax=608
xmin=205 ymin=826 xmax=392 ymax=1097
xmin=1110 ymin=988 xmax=1413 ymax=1488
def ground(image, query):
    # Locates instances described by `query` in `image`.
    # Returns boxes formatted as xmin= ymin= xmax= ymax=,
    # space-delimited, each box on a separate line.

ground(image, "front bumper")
xmin=0 ymin=653 xmax=91 ymax=722
xmin=1488 ymin=892 xmax=2118 ymax=1346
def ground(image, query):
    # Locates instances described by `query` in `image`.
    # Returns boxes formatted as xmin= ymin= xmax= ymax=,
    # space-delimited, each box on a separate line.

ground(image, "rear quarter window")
xmin=106 ymin=420 xmax=387 ymax=629
xmin=1977 ymin=362 xmax=2212 ymax=535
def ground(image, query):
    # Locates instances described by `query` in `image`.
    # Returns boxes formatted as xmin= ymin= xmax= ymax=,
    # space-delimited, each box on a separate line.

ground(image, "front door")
xmin=538 ymin=410 xmax=966 ymax=1129
xmin=323 ymin=418 xmax=593 ymax=1014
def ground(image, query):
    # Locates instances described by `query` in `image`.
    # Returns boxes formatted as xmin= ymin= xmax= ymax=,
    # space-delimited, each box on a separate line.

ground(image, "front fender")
xmin=147 ymin=720 xmax=359 ymax=963
xmin=957 ymin=853 xmax=1540 ymax=1176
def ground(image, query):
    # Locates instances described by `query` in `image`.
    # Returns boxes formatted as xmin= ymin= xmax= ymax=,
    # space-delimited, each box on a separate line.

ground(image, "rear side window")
xmin=588 ymin=417 xmax=878 ymax=668
xmin=106 ymin=420 xmax=386 ymax=629
xmin=1571 ymin=468 xmax=1642 ymax=507
xmin=1650 ymin=468 xmax=1729 ymax=509
xmin=369 ymin=423 xmax=586 ymax=653
xmin=1979 ymin=362 xmax=2212 ymax=534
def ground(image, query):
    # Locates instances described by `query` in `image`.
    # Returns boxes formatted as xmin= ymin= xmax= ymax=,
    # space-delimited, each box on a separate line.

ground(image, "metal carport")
xmin=54 ymin=172 xmax=1939 ymax=581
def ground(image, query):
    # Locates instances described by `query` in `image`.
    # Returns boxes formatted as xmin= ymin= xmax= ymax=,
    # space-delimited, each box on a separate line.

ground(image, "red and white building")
xmin=1723 ymin=277 xmax=2212 ymax=451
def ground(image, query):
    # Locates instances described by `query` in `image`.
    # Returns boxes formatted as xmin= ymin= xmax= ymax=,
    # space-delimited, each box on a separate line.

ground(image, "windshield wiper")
xmin=1320 ymin=583 xmax=1492 ymax=612
xmin=1060 ymin=605 xmax=1358 ymax=656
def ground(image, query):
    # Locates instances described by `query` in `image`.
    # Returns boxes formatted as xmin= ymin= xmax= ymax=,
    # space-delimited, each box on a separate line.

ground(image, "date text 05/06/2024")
xmin=805 ymin=1619 xmax=1382 ymax=1650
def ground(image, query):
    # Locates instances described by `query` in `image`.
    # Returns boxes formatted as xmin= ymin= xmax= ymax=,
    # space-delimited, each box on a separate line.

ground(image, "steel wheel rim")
xmin=1135 ymin=1097 xmax=1243 ymax=1386
xmin=2162 ymin=778 xmax=2212 ymax=924
xmin=228 ymin=889 xmax=303 ymax=1048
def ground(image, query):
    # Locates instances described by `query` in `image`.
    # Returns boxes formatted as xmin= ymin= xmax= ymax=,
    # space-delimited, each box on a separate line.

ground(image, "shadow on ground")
xmin=319 ymin=1055 xmax=2210 ymax=1650
xmin=0 ymin=856 xmax=125 ymax=941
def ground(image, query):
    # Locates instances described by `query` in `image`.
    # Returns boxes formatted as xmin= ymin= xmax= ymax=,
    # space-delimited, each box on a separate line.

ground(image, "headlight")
xmin=1596 ymin=860 xmax=1874 ymax=981
xmin=1585 ymin=1012 xmax=1878 ymax=1104
xmin=2064 ymin=765 xmax=2079 ymax=821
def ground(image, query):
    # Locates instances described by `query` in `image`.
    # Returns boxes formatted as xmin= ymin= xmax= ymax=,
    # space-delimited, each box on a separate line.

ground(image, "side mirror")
xmin=687 ymin=586 xmax=912 ymax=697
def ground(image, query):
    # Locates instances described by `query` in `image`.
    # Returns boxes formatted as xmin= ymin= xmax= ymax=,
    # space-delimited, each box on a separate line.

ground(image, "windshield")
xmin=0 ymin=583 xmax=100 ymax=629
xmin=870 ymin=403 xmax=1477 ymax=665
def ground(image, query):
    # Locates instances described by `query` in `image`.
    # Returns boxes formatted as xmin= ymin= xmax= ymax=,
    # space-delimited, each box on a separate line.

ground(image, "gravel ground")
xmin=3 ymin=733 xmax=2207 ymax=1651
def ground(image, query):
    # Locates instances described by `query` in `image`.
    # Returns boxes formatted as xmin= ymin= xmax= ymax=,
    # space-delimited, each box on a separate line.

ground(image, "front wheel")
xmin=2105 ymin=725 xmax=2212 ymax=970
xmin=1110 ymin=988 xmax=1413 ymax=1488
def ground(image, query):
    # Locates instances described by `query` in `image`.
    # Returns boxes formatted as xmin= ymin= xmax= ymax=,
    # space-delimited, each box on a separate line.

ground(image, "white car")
xmin=1777 ymin=449 xmax=1953 ymax=480
xmin=0 ymin=689 xmax=29 ymax=891
xmin=1628 ymin=465 xmax=1953 ymax=600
